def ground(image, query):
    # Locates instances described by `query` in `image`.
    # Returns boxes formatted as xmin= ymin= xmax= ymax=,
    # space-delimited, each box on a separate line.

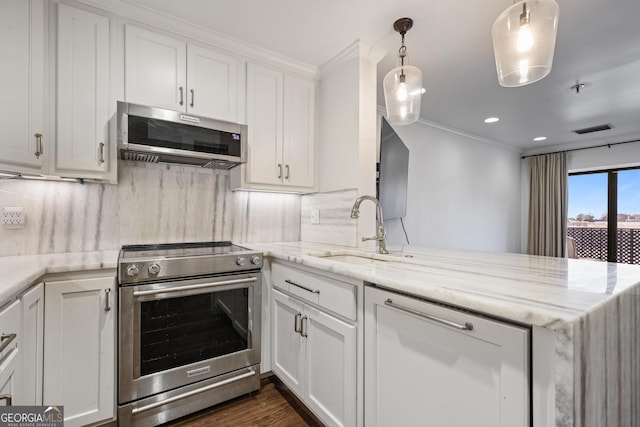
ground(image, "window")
xmin=568 ymin=167 xmax=640 ymax=263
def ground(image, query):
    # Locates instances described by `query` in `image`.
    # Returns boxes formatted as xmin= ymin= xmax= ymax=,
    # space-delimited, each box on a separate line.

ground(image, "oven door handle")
xmin=132 ymin=277 xmax=257 ymax=297
xmin=131 ymin=367 xmax=256 ymax=415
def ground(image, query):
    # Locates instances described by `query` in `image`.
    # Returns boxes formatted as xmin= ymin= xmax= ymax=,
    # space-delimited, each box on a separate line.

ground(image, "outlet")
xmin=311 ymin=209 xmax=320 ymax=225
xmin=3 ymin=207 xmax=25 ymax=229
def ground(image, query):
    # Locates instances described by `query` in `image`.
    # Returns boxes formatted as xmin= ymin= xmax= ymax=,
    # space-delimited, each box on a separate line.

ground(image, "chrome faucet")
xmin=350 ymin=195 xmax=389 ymax=254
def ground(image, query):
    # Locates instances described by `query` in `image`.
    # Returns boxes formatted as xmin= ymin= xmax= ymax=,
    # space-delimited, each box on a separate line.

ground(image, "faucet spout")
xmin=350 ymin=195 xmax=389 ymax=254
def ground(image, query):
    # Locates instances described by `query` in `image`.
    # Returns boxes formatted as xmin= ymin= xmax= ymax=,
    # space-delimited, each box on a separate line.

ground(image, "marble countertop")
xmin=3 ymin=241 xmax=640 ymax=331
xmin=248 ymin=241 xmax=640 ymax=330
xmin=0 ymin=250 xmax=119 ymax=307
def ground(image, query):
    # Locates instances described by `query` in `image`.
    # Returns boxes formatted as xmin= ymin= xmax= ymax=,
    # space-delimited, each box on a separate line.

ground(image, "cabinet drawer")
xmin=0 ymin=300 xmax=20 ymax=363
xmin=271 ymin=262 xmax=356 ymax=320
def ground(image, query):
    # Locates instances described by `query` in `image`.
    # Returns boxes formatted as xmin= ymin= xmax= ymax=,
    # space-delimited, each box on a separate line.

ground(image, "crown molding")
xmin=75 ymin=0 xmax=320 ymax=78
xmin=376 ymin=106 xmax=522 ymax=154
xmin=320 ymin=39 xmax=387 ymax=77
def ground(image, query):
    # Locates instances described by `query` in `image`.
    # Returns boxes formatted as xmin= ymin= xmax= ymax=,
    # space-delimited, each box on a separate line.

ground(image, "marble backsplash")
xmin=300 ymin=188 xmax=357 ymax=247
xmin=0 ymin=161 xmax=301 ymax=257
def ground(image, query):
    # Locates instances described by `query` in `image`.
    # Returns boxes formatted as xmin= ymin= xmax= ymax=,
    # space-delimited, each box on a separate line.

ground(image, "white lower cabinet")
xmin=21 ymin=283 xmax=44 ymax=405
xmin=43 ymin=275 xmax=116 ymax=427
xmin=365 ymin=285 xmax=530 ymax=427
xmin=0 ymin=300 xmax=21 ymax=406
xmin=272 ymin=288 xmax=357 ymax=427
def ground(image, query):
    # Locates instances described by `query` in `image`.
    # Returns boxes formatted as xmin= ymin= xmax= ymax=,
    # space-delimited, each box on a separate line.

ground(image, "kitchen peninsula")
xmin=251 ymin=241 xmax=640 ymax=427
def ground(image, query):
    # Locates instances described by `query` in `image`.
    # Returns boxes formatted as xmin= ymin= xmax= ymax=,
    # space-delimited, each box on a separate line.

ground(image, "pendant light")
xmin=492 ymin=0 xmax=559 ymax=87
xmin=383 ymin=18 xmax=423 ymax=125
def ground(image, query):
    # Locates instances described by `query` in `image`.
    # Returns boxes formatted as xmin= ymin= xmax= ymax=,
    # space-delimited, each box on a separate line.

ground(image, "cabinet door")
xmin=44 ymin=276 xmax=115 ymax=427
xmin=283 ymin=75 xmax=315 ymax=188
xmin=187 ymin=45 xmax=240 ymax=122
xmin=365 ymin=286 xmax=529 ymax=427
xmin=246 ymin=63 xmax=283 ymax=185
xmin=21 ymin=283 xmax=44 ymax=405
xmin=125 ymin=25 xmax=186 ymax=112
xmin=55 ymin=4 xmax=110 ymax=176
xmin=271 ymin=289 xmax=304 ymax=396
xmin=0 ymin=0 xmax=46 ymax=172
xmin=0 ymin=301 xmax=21 ymax=406
xmin=304 ymin=305 xmax=357 ymax=427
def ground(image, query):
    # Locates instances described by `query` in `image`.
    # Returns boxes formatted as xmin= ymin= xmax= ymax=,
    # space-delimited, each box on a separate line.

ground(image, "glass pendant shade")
xmin=383 ymin=65 xmax=423 ymax=125
xmin=492 ymin=0 xmax=559 ymax=87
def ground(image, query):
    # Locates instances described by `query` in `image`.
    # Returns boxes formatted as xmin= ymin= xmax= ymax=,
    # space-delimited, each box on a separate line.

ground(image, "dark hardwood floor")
xmin=165 ymin=378 xmax=324 ymax=427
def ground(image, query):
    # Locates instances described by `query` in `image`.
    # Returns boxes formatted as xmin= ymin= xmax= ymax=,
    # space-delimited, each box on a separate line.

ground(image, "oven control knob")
xmin=236 ymin=257 xmax=247 ymax=266
xmin=250 ymin=256 xmax=261 ymax=265
xmin=126 ymin=264 xmax=139 ymax=277
xmin=148 ymin=263 xmax=161 ymax=275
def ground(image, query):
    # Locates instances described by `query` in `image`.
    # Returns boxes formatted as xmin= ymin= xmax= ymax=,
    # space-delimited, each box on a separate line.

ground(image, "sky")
xmin=568 ymin=169 xmax=640 ymax=219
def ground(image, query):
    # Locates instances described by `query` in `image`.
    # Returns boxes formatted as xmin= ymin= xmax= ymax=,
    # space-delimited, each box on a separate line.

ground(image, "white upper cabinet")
xmin=187 ymin=45 xmax=242 ymax=122
xmin=231 ymin=63 xmax=316 ymax=192
xmin=54 ymin=4 xmax=111 ymax=178
xmin=0 ymin=0 xmax=47 ymax=174
xmin=125 ymin=25 xmax=187 ymax=113
xmin=125 ymin=25 xmax=244 ymax=123
xmin=283 ymin=75 xmax=315 ymax=188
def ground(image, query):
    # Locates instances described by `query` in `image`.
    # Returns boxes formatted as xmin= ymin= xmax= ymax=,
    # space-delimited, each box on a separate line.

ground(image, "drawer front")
xmin=271 ymin=262 xmax=356 ymax=321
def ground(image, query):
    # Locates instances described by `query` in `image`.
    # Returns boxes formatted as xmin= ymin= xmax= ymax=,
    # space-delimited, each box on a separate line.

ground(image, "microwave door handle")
xmin=132 ymin=276 xmax=258 ymax=298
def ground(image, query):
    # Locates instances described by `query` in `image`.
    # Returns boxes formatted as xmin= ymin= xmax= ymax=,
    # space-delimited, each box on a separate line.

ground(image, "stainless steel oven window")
xmin=138 ymin=287 xmax=249 ymax=376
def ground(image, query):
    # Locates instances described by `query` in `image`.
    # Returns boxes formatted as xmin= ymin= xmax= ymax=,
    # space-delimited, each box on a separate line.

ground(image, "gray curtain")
xmin=527 ymin=152 xmax=567 ymax=257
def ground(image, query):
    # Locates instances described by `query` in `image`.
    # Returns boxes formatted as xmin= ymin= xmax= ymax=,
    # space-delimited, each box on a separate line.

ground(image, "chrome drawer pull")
xmin=285 ymin=279 xmax=320 ymax=294
xmin=131 ymin=368 xmax=255 ymax=415
xmin=104 ymin=288 xmax=111 ymax=312
xmin=0 ymin=333 xmax=16 ymax=354
xmin=294 ymin=313 xmax=302 ymax=333
xmin=179 ymin=86 xmax=184 ymax=106
xmin=0 ymin=394 xmax=12 ymax=406
xmin=384 ymin=299 xmax=474 ymax=331
xmin=301 ymin=316 xmax=308 ymax=338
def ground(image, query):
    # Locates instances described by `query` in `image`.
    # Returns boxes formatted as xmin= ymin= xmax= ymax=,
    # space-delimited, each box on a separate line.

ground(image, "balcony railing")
xmin=567 ymin=226 xmax=640 ymax=264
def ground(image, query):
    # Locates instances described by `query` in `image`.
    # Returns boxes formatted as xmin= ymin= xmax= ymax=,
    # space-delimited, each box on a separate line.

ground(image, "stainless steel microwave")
xmin=117 ymin=102 xmax=247 ymax=169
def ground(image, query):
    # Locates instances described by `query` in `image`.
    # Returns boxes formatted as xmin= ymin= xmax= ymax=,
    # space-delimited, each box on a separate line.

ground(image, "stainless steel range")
xmin=117 ymin=241 xmax=263 ymax=426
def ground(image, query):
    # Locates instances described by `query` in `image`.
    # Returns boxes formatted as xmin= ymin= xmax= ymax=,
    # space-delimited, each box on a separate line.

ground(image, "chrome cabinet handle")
xmin=300 ymin=316 xmax=308 ymax=338
xmin=285 ymin=165 xmax=290 ymax=180
xmin=285 ymin=279 xmax=320 ymax=295
xmin=0 ymin=394 xmax=12 ymax=406
xmin=34 ymin=133 xmax=43 ymax=158
xmin=384 ymin=299 xmax=474 ymax=331
xmin=294 ymin=313 xmax=302 ymax=333
xmin=98 ymin=142 xmax=105 ymax=165
xmin=277 ymin=164 xmax=282 ymax=179
xmin=104 ymin=288 xmax=111 ymax=312
xmin=190 ymin=89 xmax=195 ymax=107
xmin=179 ymin=86 xmax=184 ymax=106
xmin=0 ymin=333 xmax=16 ymax=354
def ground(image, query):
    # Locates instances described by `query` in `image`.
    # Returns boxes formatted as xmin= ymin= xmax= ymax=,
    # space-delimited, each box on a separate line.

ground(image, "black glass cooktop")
xmin=120 ymin=241 xmax=252 ymax=259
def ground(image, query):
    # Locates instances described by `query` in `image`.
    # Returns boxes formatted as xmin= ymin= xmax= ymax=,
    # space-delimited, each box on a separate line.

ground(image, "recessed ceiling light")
xmin=533 ymin=136 xmax=547 ymax=141
xmin=484 ymin=117 xmax=500 ymax=123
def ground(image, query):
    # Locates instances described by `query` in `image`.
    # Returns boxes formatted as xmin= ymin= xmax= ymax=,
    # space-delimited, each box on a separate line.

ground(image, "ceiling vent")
xmin=573 ymin=124 xmax=613 ymax=135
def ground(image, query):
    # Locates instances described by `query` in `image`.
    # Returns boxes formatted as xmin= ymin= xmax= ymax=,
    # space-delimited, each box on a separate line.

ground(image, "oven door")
xmin=118 ymin=272 xmax=261 ymax=404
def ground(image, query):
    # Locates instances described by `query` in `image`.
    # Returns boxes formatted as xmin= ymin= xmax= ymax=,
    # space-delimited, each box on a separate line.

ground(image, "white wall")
xmin=383 ymin=117 xmax=523 ymax=253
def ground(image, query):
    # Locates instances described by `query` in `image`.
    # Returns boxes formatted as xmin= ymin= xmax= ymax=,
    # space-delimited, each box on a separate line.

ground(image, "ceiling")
xmin=124 ymin=0 xmax=640 ymax=153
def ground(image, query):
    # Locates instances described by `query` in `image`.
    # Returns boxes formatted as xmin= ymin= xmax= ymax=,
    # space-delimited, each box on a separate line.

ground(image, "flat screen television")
xmin=377 ymin=117 xmax=409 ymax=220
